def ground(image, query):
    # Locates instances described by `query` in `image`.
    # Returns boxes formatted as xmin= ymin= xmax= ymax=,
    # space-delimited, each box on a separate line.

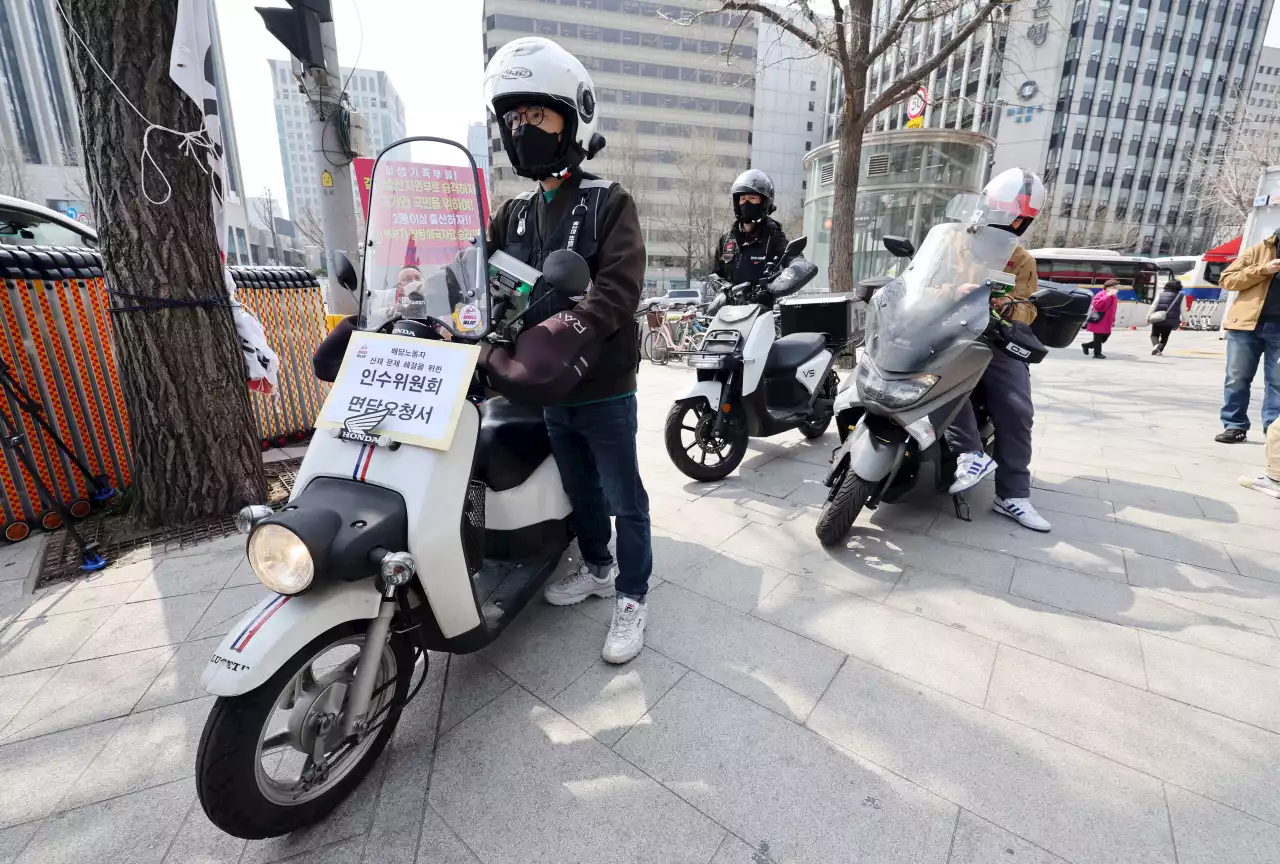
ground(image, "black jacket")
xmin=713 ymin=218 xmax=792 ymax=287
xmin=1153 ymin=286 xmax=1182 ymax=327
xmin=478 ymin=171 xmax=645 ymax=405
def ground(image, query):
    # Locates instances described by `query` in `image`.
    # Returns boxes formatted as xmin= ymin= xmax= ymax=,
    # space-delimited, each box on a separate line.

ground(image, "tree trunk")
xmin=827 ymin=94 xmax=865 ymax=295
xmin=61 ymin=0 xmax=266 ymax=526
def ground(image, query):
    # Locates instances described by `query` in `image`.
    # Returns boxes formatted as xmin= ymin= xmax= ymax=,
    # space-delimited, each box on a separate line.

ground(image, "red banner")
xmin=354 ymin=157 xmax=489 ymax=267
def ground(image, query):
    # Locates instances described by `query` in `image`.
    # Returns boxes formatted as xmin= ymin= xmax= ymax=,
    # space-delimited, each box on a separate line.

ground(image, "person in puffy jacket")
xmin=1082 ymin=280 xmax=1120 ymax=358
xmin=1149 ymin=279 xmax=1182 ymax=356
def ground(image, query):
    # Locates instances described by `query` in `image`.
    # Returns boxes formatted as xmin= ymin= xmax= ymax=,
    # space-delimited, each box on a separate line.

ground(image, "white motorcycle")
xmin=195 ymin=136 xmax=580 ymax=838
xmin=663 ymin=238 xmax=836 ymax=480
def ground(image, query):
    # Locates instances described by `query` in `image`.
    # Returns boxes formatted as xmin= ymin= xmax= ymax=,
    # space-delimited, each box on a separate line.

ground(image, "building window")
xmin=806 ymin=121 xmax=813 ymax=131
xmin=809 ymin=80 xmax=817 ymax=91
xmin=808 ymin=101 xmax=815 ymax=111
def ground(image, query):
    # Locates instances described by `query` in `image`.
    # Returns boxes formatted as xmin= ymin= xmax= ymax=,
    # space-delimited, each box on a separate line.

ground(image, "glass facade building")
xmin=803 ymin=3 xmax=1006 ymax=289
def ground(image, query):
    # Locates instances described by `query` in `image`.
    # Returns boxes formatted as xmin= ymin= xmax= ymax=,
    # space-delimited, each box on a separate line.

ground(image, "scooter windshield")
xmin=358 ymin=137 xmax=491 ymax=337
xmin=863 ymin=221 xmax=1019 ymax=372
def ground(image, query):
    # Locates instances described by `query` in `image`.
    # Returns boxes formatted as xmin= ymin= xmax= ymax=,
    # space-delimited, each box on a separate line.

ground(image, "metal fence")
xmin=0 ymin=247 xmax=131 ymax=539
xmin=0 ymin=249 xmax=330 ymax=542
xmin=229 ymin=267 xmax=330 ymax=447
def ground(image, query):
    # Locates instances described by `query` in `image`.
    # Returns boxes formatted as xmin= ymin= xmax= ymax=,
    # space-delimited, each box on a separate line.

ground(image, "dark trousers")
xmin=1150 ymin=326 xmax=1174 ymax=350
xmin=1084 ymin=332 xmax=1110 ymax=356
xmin=946 ymin=348 xmax=1034 ymax=500
xmin=544 ymin=395 xmax=652 ymax=599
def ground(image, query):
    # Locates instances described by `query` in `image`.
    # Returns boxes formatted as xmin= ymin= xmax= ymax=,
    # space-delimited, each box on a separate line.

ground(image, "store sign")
xmin=905 ymin=86 xmax=927 ymax=129
xmin=1005 ymin=104 xmax=1047 ymax=124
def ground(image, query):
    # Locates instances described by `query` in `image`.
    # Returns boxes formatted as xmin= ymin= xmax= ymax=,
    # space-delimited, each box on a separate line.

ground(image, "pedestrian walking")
xmin=1082 ymin=279 xmax=1120 ymax=358
xmin=1214 ymin=231 xmax=1280 ymax=443
xmin=1148 ymin=278 xmax=1182 ymax=355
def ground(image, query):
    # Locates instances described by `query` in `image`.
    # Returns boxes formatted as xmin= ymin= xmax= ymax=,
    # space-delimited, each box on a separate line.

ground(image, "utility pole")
xmin=258 ymin=0 xmax=360 ymax=314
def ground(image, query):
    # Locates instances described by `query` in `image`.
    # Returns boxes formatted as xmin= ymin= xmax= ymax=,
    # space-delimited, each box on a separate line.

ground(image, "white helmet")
xmin=482 ymin=37 xmax=604 ymax=179
xmin=980 ymin=168 xmax=1046 ymax=236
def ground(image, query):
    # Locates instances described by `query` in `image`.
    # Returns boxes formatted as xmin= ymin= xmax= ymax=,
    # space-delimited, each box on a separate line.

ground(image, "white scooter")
xmin=195 ymin=136 xmax=579 ymax=839
xmin=664 ymin=238 xmax=836 ymax=480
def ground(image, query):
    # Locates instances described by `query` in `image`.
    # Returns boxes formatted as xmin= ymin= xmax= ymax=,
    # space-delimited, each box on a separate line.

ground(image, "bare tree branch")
xmin=867 ymin=0 xmax=924 ymax=64
xmin=680 ymin=1 xmax=823 ymax=52
xmin=864 ymin=1 xmax=1003 ymax=119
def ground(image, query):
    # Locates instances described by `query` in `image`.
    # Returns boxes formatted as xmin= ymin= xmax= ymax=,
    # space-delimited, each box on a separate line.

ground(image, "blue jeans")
xmin=1221 ymin=323 xmax=1280 ymax=433
xmin=544 ymin=396 xmax=652 ymax=599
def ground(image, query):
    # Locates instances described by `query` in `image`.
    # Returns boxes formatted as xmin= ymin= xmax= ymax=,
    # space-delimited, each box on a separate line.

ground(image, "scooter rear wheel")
xmin=664 ymin=401 xmax=747 ymax=481
xmin=815 ymin=469 xmax=873 ymax=547
xmin=196 ymin=621 xmax=415 ymax=839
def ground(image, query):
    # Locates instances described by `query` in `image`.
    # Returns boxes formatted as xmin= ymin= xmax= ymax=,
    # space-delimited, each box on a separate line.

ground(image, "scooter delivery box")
xmin=1030 ymin=281 xmax=1093 ymax=348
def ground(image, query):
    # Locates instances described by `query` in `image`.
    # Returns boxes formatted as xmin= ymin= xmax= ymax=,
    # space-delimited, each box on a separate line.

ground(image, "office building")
xmin=467 ymin=121 xmax=490 ymax=179
xmin=1237 ymin=44 xmax=1280 ymax=153
xmin=270 ymin=60 xmax=406 ymax=224
xmin=994 ymin=0 xmax=1275 ymax=254
xmin=482 ymin=0 xmax=763 ymax=289
xmin=750 ymin=17 xmax=830 ymax=228
xmin=802 ymin=4 xmax=1008 ymax=286
xmin=0 ymin=0 xmax=88 ymax=212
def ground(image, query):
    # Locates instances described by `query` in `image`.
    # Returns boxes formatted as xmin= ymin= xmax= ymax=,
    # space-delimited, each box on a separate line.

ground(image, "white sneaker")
xmin=603 ymin=596 xmax=647 ymax=664
xmin=993 ymin=497 xmax=1052 ymax=532
xmin=544 ymin=562 xmax=616 ymax=606
xmin=949 ymin=452 xmax=998 ymax=494
xmin=1240 ymin=475 xmax=1280 ymax=499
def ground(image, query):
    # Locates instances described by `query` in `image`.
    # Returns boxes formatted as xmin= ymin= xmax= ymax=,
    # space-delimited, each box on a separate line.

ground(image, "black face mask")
xmin=512 ymin=125 xmax=562 ymax=179
xmin=737 ymin=200 xmax=765 ymax=223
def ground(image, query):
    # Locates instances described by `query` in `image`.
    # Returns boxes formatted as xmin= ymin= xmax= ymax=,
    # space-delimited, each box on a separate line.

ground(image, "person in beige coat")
xmin=1215 ymin=232 xmax=1280 ymax=443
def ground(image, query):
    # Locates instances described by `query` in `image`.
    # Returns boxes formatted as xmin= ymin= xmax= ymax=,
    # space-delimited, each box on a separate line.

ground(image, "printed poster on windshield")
xmin=315 ymin=331 xmax=480 ymax=450
xmin=353 ymin=157 xmax=489 ymax=267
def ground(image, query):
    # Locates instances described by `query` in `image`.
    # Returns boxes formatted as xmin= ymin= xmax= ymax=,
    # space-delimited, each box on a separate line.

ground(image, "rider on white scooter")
xmin=943 ymin=168 xmax=1052 ymax=533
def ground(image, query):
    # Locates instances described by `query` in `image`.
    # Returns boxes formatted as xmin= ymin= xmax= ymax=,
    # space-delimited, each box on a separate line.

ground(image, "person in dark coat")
xmin=1149 ymin=279 xmax=1183 ymax=355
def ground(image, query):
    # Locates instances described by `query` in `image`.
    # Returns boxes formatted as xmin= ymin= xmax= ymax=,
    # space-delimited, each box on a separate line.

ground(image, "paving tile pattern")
xmin=1 ymin=331 xmax=1278 ymax=862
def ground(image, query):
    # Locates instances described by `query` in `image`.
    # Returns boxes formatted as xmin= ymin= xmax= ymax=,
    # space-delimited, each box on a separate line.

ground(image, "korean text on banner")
xmin=354 ymin=157 xmax=490 ymax=247
xmin=315 ymin=332 xmax=480 ymax=450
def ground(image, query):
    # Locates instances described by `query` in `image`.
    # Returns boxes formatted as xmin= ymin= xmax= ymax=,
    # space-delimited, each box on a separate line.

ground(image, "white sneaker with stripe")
xmin=949 ymin=452 xmax=997 ymax=494
xmin=992 ymin=497 xmax=1052 ymax=533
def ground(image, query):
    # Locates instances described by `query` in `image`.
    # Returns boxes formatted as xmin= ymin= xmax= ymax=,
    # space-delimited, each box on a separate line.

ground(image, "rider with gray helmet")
xmin=713 ymin=169 xmax=796 ymax=296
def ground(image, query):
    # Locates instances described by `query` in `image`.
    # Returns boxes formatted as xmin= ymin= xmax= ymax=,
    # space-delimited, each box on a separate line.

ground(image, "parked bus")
xmin=1029 ymin=248 xmax=1163 ymax=328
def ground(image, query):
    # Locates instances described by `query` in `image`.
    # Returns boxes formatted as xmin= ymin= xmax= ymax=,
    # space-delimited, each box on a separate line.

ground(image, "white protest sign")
xmin=315 ymin=331 xmax=480 ymax=450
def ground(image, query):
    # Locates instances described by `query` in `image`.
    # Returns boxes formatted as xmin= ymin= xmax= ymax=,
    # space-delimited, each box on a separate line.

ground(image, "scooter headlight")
xmin=248 ymin=524 xmax=314 ymax=595
xmin=855 ymin=362 xmax=939 ymax=410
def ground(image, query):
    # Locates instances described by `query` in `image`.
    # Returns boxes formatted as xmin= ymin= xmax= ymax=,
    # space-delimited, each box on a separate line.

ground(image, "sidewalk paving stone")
xmin=947 ymin=810 xmax=1071 ymax=864
xmin=1138 ymin=632 xmax=1280 ymax=734
xmin=885 ymin=567 xmax=1146 ymax=688
xmin=806 ymin=656 xmax=1176 ymax=864
xmin=1123 ymin=551 xmax=1280 ymax=620
xmin=14 ymin=778 xmax=192 ymax=864
xmin=0 ymin=607 xmax=114 ymax=677
xmin=986 ymin=645 xmax=1280 ymax=825
xmin=1010 ymin=560 xmax=1280 ymax=667
xmin=755 ymin=574 xmax=997 ymax=705
xmin=547 ymin=649 xmax=687 ymax=746
xmin=616 ymin=673 xmax=958 ymax=864
xmin=581 ymin=583 xmax=843 ymax=721
xmin=1164 ymin=783 xmax=1280 ymax=864
xmin=428 ymin=687 xmax=725 ymax=864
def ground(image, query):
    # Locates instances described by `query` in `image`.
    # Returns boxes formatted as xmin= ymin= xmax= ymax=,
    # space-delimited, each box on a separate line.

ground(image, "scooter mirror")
xmin=784 ymin=236 xmax=808 ymax=257
xmin=543 ymin=249 xmax=591 ymax=297
xmin=334 ymin=251 xmax=359 ymax=293
xmin=882 ymin=235 xmax=915 ymax=258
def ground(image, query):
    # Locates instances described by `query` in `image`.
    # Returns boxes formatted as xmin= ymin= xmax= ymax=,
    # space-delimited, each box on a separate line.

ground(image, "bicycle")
xmin=643 ymin=306 xmax=708 ymax=365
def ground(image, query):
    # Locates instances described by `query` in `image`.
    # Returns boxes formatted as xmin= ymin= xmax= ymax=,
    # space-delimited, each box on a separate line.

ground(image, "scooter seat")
xmin=476 ymin=396 xmax=552 ymax=492
xmin=765 ymin=333 xmax=826 ymax=374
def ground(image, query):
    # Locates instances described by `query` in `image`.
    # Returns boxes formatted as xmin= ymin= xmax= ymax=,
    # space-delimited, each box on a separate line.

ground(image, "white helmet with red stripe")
xmin=982 ymin=168 xmax=1045 ymax=236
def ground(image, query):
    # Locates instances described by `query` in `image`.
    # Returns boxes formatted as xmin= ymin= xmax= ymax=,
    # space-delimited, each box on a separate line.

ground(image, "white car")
xmin=640 ymin=287 xmax=702 ymax=311
xmin=0 ymin=195 xmax=98 ymax=248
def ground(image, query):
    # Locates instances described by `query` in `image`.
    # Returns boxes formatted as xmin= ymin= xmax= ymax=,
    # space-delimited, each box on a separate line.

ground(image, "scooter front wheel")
xmin=815 ymin=469 xmax=873 ymax=547
xmin=196 ymin=621 xmax=415 ymax=839
xmin=664 ymin=400 xmax=747 ymax=481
